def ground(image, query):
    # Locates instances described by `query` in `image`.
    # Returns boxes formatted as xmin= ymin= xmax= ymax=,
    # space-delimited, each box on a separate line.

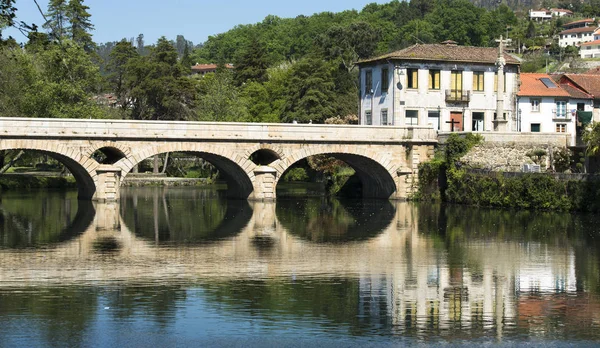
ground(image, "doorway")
xmin=449 ymin=112 xmax=463 ymax=132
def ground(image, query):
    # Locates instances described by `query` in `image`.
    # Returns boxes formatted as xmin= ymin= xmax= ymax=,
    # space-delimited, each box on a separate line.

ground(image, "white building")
xmin=517 ymin=73 xmax=593 ymax=145
xmin=580 ymin=28 xmax=600 ymax=58
xmin=356 ymin=42 xmax=520 ymax=132
xmin=559 ymin=18 xmax=597 ymax=47
xmin=559 ymin=26 xmax=597 ymax=47
xmin=529 ymin=9 xmax=552 ymax=21
xmin=552 ymin=8 xmax=573 ymax=17
xmin=529 ymin=8 xmax=572 ymax=21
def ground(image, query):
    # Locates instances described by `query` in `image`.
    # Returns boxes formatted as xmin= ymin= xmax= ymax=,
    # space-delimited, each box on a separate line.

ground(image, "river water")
xmin=1 ymin=186 xmax=600 ymax=346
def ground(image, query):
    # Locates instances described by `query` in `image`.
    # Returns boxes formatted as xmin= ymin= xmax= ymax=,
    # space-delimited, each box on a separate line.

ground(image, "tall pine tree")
xmin=233 ymin=36 xmax=269 ymax=86
xmin=66 ymin=0 xmax=94 ymax=52
xmin=43 ymin=0 xmax=68 ymax=40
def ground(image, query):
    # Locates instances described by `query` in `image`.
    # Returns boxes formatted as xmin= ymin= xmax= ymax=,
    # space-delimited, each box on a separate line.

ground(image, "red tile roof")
xmin=191 ymin=63 xmax=234 ymax=72
xmin=560 ymin=84 xmax=593 ymax=99
xmin=518 ymin=73 xmax=571 ymax=97
xmin=564 ymin=18 xmax=595 ymax=27
xmin=560 ymin=74 xmax=600 ymax=98
xmin=580 ymin=39 xmax=600 ymax=46
xmin=584 ymin=66 xmax=600 ymax=74
xmin=551 ymin=8 xmax=573 ymax=14
xmin=559 ymin=26 xmax=597 ymax=35
xmin=359 ymin=44 xmax=520 ymax=65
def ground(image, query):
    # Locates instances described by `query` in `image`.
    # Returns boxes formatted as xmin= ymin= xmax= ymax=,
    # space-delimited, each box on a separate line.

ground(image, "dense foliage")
xmin=417 ymin=133 xmax=600 ymax=212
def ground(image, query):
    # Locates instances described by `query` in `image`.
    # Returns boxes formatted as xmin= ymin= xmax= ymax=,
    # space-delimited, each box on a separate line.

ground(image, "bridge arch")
xmin=83 ymin=142 xmax=131 ymax=165
xmin=273 ymin=145 xmax=402 ymax=199
xmin=0 ymin=139 xmax=98 ymax=199
xmin=115 ymin=143 xmax=258 ymax=199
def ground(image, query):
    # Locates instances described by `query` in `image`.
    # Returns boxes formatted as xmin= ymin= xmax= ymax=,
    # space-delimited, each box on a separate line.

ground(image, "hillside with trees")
xmin=0 ymin=0 xmax=599 ymax=124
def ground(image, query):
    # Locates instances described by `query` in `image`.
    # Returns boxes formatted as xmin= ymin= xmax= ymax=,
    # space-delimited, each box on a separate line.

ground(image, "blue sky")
xmin=7 ymin=0 xmax=390 ymax=45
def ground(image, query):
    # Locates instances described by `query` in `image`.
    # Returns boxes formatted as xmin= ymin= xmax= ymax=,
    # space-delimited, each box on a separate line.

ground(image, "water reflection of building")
xmin=356 ymin=204 xmax=582 ymax=335
xmin=0 ymin=195 xmax=597 ymax=338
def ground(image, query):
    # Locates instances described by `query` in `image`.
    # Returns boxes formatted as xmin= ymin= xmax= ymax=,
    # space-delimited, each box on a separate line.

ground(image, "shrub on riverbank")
xmin=0 ymin=175 xmax=77 ymax=191
xmin=416 ymin=134 xmax=600 ymax=212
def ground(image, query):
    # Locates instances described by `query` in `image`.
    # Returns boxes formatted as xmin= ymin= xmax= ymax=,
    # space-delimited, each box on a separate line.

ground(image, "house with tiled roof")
xmin=563 ymin=18 xmax=596 ymax=30
xmin=579 ymin=28 xmax=600 ymax=58
xmin=517 ymin=73 xmax=593 ymax=145
xmin=191 ymin=63 xmax=234 ymax=76
xmin=529 ymin=8 xmax=573 ymax=21
xmin=557 ymin=74 xmax=600 ymax=122
xmin=559 ymin=26 xmax=597 ymax=47
xmin=356 ymin=42 xmax=520 ymax=132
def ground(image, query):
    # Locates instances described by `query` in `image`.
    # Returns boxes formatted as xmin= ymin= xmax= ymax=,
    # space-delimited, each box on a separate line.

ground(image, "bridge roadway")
xmin=0 ymin=117 xmax=437 ymax=201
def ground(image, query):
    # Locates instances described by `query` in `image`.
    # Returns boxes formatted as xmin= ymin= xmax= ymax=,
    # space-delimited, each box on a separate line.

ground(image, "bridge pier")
xmin=94 ymin=165 xmax=122 ymax=202
xmin=252 ymin=166 xmax=278 ymax=201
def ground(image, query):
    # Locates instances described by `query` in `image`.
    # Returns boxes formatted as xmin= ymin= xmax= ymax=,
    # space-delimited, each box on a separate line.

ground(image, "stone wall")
xmin=438 ymin=132 xmax=572 ymax=172
xmin=461 ymin=141 xmax=561 ymax=172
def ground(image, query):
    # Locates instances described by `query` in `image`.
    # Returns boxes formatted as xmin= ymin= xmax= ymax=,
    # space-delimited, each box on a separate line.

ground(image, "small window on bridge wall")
xmin=249 ymin=149 xmax=280 ymax=166
xmin=92 ymin=147 xmax=127 ymax=165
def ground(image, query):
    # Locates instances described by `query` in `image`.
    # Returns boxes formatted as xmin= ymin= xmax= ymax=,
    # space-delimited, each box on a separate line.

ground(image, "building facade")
xmin=558 ymin=74 xmax=600 ymax=123
xmin=517 ymin=73 xmax=593 ymax=145
xmin=559 ymin=18 xmax=597 ymax=47
xmin=357 ymin=43 xmax=520 ymax=132
xmin=579 ymin=29 xmax=600 ymax=58
xmin=529 ymin=8 xmax=572 ymax=21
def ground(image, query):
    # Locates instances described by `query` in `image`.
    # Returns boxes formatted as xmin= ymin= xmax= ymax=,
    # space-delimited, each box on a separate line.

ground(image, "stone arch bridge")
xmin=0 ymin=118 xmax=436 ymax=201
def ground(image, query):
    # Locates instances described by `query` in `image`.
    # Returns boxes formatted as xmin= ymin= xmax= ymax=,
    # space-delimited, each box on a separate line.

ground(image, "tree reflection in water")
xmin=276 ymin=197 xmax=395 ymax=243
xmin=1 ymin=188 xmax=600 ymax=344
xmin=0 ymin=190 xmax=94 ymax=248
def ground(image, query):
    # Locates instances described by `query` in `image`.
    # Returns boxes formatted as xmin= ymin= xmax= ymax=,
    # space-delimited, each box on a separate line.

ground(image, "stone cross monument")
xmin=494 ymin=35 xmax=509 ymax=132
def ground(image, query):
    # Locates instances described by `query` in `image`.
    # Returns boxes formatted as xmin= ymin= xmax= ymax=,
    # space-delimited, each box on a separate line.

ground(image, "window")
xmin=381 ymin=68 xmax=389 ymax=92
xmin=429 ymin=70 xmax=440 ymax=90
xmin=473 ymin=72 xmax=484 ymax=92
xmin=428 ymin=110 xmax=440 ymax=130
xmin=365 ymin=110 xmax=372 ymax=125
xmin=407 ymin=68 xmax=418 ymax=89
xmin=472 ymin=112 xmax=484 ymax=131
xmin=531 ymin=99 xmax=540 ymax=112
xmin=555 ymin=100 xmax=567 ymax=118
xmin=365 ymin=70 xmax=373 ymax=94
xmin=450 ymin=70 xmax=463 ymax=99
xmin=556 ymin=123 xmax=567 ymax=133
xmin=381 ymin=109 xmax=389 ymax=125
xmin=531 ymin=123 xmax=541 ymax=132
xmin=406 ymin=110 xmax=419 ymax=125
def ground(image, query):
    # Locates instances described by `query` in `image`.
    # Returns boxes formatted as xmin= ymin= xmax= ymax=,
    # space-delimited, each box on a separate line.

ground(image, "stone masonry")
xmin=0 ymin=118 xmax=438 ymax=201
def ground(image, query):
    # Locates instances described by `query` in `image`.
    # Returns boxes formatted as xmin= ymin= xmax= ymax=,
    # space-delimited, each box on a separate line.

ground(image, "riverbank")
xmin=0 ymin=173 xmax=209 ymax=191
xmin=416 ymin=134 xmax=600 ymax=212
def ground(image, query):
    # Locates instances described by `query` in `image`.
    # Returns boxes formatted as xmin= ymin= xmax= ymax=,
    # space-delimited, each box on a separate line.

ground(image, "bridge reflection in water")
xmin=0 ymin=188 xmax=599 ymax=340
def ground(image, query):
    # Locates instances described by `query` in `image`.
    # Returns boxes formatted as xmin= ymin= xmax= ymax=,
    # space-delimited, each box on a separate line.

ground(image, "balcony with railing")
xmin=445 ymin=89 xmax=470 ymax=103
xmin=552 ymin=108 xmax=571 ymax=122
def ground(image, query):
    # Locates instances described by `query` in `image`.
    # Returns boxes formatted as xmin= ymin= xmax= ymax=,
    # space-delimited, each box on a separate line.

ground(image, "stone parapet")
xmin=0 ymin=117 xmax=438 ymax=145
xmin=438 ymin=132 xmax=571 ymax=147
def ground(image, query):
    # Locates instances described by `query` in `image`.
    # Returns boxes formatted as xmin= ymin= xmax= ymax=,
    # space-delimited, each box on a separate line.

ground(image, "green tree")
xmin=180 ymin=42 xmax=193 ymax=70
xmin=583 ymin=122 xmax=600 ymax=156
xmin=44 ymin=0 xmax=68 ymax=40
xmin=22 ymin=40 xmax=104 ymax=118
xmin=317 ymin=22 xmax=380 ymax=71
xmin=196 ymin=70 xmax=249 ymax=122
xmin=526 ymin=21 xmax=536 ymax=39
xmin=425 ymin=0 xmax=487 ymax=46
xmin=107 ymin=39 xmax=138 ymax=110
xmin=0 ymin=46 xmax=36 ymax=116
xmin=282 ymin=57 xmax=336 ymax=123
xmin=127 ymin=37 xmax=196 ymax=120
xmin=233 ymin=35 xmax=270 ymax=86
xmin=66 ymin=0 xmax=94 ymax=52
xmin=0 ymin=0 xmax=16 ymax=42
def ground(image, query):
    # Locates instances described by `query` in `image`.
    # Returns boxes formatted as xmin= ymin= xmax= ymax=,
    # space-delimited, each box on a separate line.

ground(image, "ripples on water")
xmin=1 ymin=187 xmax=600 ymax=346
